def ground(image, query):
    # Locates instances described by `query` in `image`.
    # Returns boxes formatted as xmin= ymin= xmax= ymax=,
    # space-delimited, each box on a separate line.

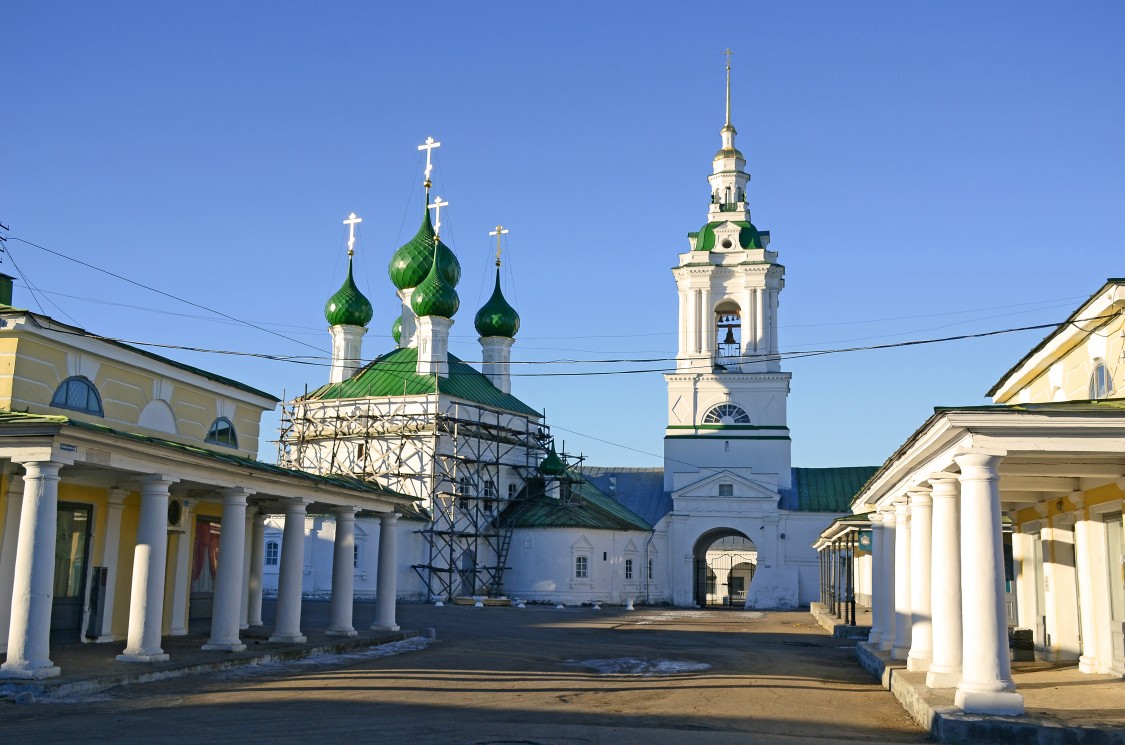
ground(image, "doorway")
xmin=190 ymin=517 xmax=221 ymax=622
xmin=51 ymin=502 xmax=92 ymax=639
xmin=693 ymin=529 xmax=757 ymax=607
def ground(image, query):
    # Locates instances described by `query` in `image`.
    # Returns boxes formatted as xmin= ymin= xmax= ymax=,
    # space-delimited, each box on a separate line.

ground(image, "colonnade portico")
xmin=0 ymin=426 xmax=409 ymax=681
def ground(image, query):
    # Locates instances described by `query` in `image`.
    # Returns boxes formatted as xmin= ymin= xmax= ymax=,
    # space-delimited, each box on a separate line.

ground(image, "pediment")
xmin=672 ymin=469 xmax=779 ymax=500
xmin=571 ymin=535 xmax=593 ymax=549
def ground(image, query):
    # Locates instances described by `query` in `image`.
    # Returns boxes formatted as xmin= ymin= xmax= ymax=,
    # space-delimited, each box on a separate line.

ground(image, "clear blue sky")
xmin=3 ymin=2 xmax=1123 ymax=468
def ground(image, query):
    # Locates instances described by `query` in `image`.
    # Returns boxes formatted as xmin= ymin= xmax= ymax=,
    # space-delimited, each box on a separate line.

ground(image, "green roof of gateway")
xmin=791 ymin=466 xmax=880 ymax=512
xmin=304 ymin=346 xmax=541 ymax=417
xmin=501 ymin=475 xmax=653 ymax=531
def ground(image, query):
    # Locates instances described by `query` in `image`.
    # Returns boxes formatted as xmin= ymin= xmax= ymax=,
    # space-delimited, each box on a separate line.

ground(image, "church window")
xmin=715 ymin=309 xmax=741 ymax=357
xmin=648 ymin=558 xmax=654 ymax=580
xmin=50 ymin=376 xmax=104 ymax=416
xmin=702 ymin=403 xmax=750 ymax=425
xmin=718 ymin=483 xmax=734 ymax=497
xmin=265 ymin=541 xmax=279 ymax=566
xmin=575 ymin=555 xmax=588 ymax=578
xmin=353 ymin=544 xmax=360 ymax=569
xmin=205 ymin=417 xmax=238 ymax=448
xmin=1090 ymin=361 xmax=1115 ymax=399
xmin=625 ymin=558 xmax=634 ymax=580
xmin=356 ymin=443 xmax=366 ymax=460
xmin=483 ymin=479 xmax=497 ymax=498
xmin=508 ymin=483 xmax=517 ymax=499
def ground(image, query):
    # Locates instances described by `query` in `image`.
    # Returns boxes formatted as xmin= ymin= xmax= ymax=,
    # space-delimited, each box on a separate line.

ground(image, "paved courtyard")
xmin=0 ymin=603 xmax=928 ymax=744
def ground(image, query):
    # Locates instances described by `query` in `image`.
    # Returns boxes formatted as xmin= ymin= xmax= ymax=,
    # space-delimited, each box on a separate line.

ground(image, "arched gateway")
xmin=693 ymin=528 xmax=757 ymax=607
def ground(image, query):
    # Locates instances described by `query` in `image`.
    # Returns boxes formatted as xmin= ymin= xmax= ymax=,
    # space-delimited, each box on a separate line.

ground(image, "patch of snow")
xmin=565 ymin=657 xmax=710 ymax=676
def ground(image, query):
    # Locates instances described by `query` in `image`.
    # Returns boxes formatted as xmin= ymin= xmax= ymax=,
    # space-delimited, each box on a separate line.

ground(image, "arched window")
xmin=265 ymin=541 xmax=279 ymax=566
xmin=1090 ymin=361 xmax=1115 ymax=399
xmin=205 ymin=417 xmax=238 ymax=448
xmin=702 ymin=403 xmax=750 ymax=425
xmin=50 ymin=376 xmax=103 ymax=416
xmin=575 ymin=555 xmax=588 ymax=579
xmin=625 ymin=558 xmax=634 ymax=580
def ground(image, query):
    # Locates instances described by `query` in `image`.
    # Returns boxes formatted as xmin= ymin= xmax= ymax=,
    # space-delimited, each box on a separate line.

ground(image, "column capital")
xmin=134 ymin=474 xmax=179 ymax=493
xmin=19 ymin=460 xmax=63 ymax=479
xmin=379 ymin=511 xmax=399 ymax=526
xmin=334 ymin=505 xmax=360 ymax=519
xmin=881 ymin=508 xmax=897 ymax=527
xmin=869 ymin=512 xmax=884 ymax=525
xmin=907 ymin=486 xmax=932 ymax=506
xmin=107 ymin=487 xmax=129 ymax=506
xmin=220 ymin=487 xmax=255 ymax=504
xmin=954 ymin=451 xmax=1004 ymax=478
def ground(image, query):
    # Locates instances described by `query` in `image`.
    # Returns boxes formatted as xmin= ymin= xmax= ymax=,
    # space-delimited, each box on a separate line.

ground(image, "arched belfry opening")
xmin=715 ymin=302 xmax=741 ymax=358
xmin=693 ymin=528 xmax=758 ymax=608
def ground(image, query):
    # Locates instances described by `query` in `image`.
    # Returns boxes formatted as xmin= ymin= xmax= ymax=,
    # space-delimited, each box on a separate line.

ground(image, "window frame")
xmin=205 ymin=416 xmax=239 ymax=449
xmin=624 ymin=558 xmax=634 ymax=580
xmin=50 ymin=375 xmax=104 ymax=416
xmin=574 ymin=555 xmax=589 ymax=579
xmin=702 ymin=402 xmax=750 ymax=425
xmin=265 ymin=540 xmax=279 ymax=567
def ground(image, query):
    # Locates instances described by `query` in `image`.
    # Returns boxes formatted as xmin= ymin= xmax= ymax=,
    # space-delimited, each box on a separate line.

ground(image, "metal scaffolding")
xmin=277 ymin=393 xmax=548 ymax=600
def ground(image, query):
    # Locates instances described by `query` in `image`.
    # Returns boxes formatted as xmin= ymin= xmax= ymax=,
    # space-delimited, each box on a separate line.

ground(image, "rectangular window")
xmin=508 ymin=483 xmax=517 ymax=499
xmin=483 ymin=479 xmax=497 ymax=498
xmin=625 ymin=558 xmax=633 ymax=580
xmin=575 ymin=555 xmax=588 ymax=578
xmin=353 ymin=544 xmax=359 ymax=569
xmin=265 ymin=541 xmax=279 ymax=566
xmin=648 ymin=558 xmax=653 ymax=580
xmin=718 ymin=483 xmax=734 ymax=497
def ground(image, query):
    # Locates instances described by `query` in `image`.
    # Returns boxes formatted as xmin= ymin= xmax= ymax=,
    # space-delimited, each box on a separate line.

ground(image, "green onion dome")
xmin=391 ymin=315 xmax=402 ymax=344
xmin=474 ymin=268 xmax=520 ymax=338
xmin=388 ymin=208 xmax=461 ymax=291
xmin=410 ymin=242 xmax=459 ymax=319
xmin=324 ymin=258 xmax=373 ymax=327
xmin=538 ymin=444 xmax=565 ymax=476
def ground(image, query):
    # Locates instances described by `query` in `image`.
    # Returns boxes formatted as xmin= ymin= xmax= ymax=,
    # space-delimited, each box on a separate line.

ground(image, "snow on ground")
xmin=565 ymin=657 xmax=711 ymax=676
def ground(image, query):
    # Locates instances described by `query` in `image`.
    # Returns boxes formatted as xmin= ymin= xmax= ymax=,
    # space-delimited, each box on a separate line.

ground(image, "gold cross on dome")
xmin=343 ymin=212 xmax=363 ymax=257
xmin=723 ymin=48 xmax=733 ymax=69
xmin=489 ymin=225 xmax=509 ymax=265
xmin=417 ymin=136 xmax=441 ymax=182
xmin=428 ymin=195 xmax=449 ymax=236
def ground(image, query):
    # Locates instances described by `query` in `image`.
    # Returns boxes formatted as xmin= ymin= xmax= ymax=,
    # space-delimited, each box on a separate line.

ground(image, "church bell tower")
xmin=663 ymin=53 xmax=792 ymax=495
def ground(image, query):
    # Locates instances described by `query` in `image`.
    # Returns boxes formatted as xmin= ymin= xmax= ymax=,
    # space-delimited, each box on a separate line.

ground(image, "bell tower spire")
xmin=709 ymin=49 xmax=750 ymax=221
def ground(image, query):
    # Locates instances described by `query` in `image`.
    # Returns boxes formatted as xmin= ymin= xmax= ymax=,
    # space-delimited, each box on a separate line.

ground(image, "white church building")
xmin=271 ymin=63 xmax=875 ymax=609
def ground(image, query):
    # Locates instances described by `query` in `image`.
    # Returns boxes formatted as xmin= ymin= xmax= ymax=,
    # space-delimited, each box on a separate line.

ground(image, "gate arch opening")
xmin=693 ymin=528 xmax=757 ymax=608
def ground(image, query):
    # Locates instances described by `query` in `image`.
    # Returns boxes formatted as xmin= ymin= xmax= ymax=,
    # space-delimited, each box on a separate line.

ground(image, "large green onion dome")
xmin=388 ymin=208 xmax=461 ymax=291
xmin=474 ymin=268 xmax=520 ymax=338
xmin=410 ymin=242 xmax=459 ymax=319
xmin=391 ymin=315 xmax=402 ymax=344
xmin=324 ymin=258 xmax=373 ymax=327
xmin=538 ymin=443 xmax=565 ymax=476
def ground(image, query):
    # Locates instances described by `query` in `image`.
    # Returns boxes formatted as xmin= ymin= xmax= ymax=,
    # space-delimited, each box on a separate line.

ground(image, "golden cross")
xmin=417 ymin=136 xmax=441 ymax=182
xmin=489 ymin=225 xmax=509 ymax=265
xmin=723 ymin=48 xmax=734 ymax=126
xmin=724 ymin=48 xmax=733 ymax=69
xmin=343 ymin=212 xmax=363 ymax=257
xmin=428 ymin=195 xmax=449 ymax=237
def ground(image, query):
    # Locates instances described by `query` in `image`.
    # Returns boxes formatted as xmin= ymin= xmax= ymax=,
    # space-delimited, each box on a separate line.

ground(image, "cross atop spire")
xmin=723 ymin=48 xmax=733 ymax=128
xmin=489 ymin=225 xmax=509 ymax=266
xmin=343 ymin=212 xmax=363 ymax=257
xmin=428 ymin=195 xmax=449 ymax=238
xmin=418 ymin=136 xmax=441 ymax=189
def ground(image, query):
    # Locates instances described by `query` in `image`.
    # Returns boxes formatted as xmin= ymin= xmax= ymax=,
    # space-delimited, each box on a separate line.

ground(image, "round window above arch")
xmin=702 ymin=403 xmax=750 ymax=425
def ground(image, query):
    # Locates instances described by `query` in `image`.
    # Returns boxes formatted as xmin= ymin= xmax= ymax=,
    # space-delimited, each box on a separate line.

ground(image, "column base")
xmin=95 ymin=634 xmax=121 ymax=643
xmin=867 ymin=630 xmax=883 ymax=645
xmin=955 ymin=687 xmax=1024 ymax=716
xmin=240 ymin=622 xmax=249 ymax=630
xmin=370 ymin=623 xmax=400 ymax=632
xmin=879 ymin=639 xmax=894 ymax=652
xmin=891 ymin=644 xmax=910 ymax=660
xmin=269 ymin=633 xmax=307 ymax=644
xmin=326 ymin=627 xmax=358 ymax=637
xmin=0 ymin=660 xmax=60 ymax=679
xmin=202 ymin=640 xmax=247 ymax=652
xmin=116 ymin=651 xmax=170 ymax=663
xmin=170 ymin=627 xmax=188 ymax=637
xmin=926 ymin=667 xmax=961 ymax=689
xmin=1078 ymin=655 xmax=1100 ymax=674
xmin=906 ymin=652 xmax=932 ymax=672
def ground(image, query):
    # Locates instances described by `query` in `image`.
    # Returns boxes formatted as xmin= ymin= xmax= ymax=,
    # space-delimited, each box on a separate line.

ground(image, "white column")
xmin=754 ymin=288 xmax=765 ymax=353
xmin=0 ymin=462 xmax=63 ymax=679
xmin=699 ymin=287 xmax=713 ymax=358
xmin=270 ymin=500 xmax=309 ymax=643
xmin=767 ymin=288 xmax=780 ymax=357
xmin=926 ymin=473 xmax=963 ymax=688
xmin=118 ymin=476 xmax=177 ymax=662
xmin=953 ymin=452 xmax=1023 ymax=716
xmin=892 ymin=496 xmax=912 ymax=659
xmin=247 ymin=512 xmax=265 ymax=627
xmin=879 ymin=507 xmax=897 ymax=652
xmin=240 ymin=508 xmax=254 ymax=630
xmin=0 ymin=475 xmax=24 ymax=654
xmin=327 ymin=507 xmax=358 ymax=636
xmin=867 ymin=512 xmax=885 ymax=645
xmin=203 ymin=489 xmax=250 ymax=652
xmin=372 ymin=512 xmax=399 ymax=631
xmin=96 ymin=488 xmax=128 ymax=641
xmin=677 ymin=290 xmax=688 ymax=358
xmin=1041 ymin=518 xmax=1081 ymax=661
xmin=740 ymin=289 xmax=753 ymax=357
xmin=906 ymin=486 xmax=933 ymax=672
xmin=1073 ymin=509 xmax=1101 ymax=674
xmin=169 ymin=499 xmax=194 ymax=636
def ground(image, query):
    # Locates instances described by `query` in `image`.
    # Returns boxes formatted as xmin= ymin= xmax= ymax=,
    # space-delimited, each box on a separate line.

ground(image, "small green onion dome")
xmin=324 ymin=258 xmax=374 ymax=327
xmin=474 ymin=268 xmax=520 ymax=338
xmin=538 ymin=444 xmax=565 ymax=476
xmin=410 ymin=242 xmax=459 ymax=319
xmin=391 ymin=315 xmax=402 ymax=344
xmin=388 ymin=208 xmax=461 ymax=291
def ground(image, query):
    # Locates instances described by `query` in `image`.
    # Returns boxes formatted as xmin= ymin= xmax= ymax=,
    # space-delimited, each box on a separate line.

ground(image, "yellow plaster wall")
xmin=1009 ymin=314 xmax=1125 ymax=404
xmin=0 ymin=337 xmax=20 ymax=408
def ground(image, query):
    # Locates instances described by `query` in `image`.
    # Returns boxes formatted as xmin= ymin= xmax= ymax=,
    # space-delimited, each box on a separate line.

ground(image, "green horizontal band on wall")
xmin=665 ymin=424 xmax=788 ymax=431
xmin=663 ymin=435 xmax=792 ymax=441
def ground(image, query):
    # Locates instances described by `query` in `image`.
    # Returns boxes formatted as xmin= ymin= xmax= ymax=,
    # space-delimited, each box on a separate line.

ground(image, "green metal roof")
xmin=0 ymin=410 xmax=410 ymax=500
xmin=474 ymin=267 xmax=520 ymax=338
xmin=691 ymin=220 xmax=763 ymax=252
xmin=303 ymin=346 xmax=541 ymax=417
xmin=410 ymin=241 xmax=459 ymax=319
xmin=792 ymin=466 xmax=880 ymax=512
xmin=388 ymin=208 xmax=461 ymax=291
xmin=501 ymin=475 xmax=652 ymax=531
xmin=324 ymin=257 xmax=374 ymax=327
